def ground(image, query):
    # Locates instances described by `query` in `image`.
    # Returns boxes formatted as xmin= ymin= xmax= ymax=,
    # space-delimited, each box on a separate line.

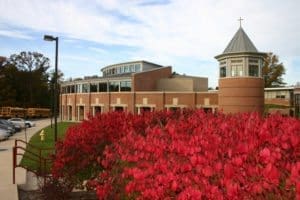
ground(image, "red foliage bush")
xmin=52 ymin=110 xmax=300 ymax=199
xmin=52 ymin=111 xmax=181 ymax=186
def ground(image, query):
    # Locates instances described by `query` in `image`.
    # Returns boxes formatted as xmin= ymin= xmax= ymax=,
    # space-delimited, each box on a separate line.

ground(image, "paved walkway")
xmin=0 ymin=119 xmax=51 ymax=200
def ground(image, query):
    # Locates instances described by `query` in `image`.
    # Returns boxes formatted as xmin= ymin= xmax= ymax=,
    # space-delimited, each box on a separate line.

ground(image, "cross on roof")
xmin=238 ymin=17 xmax=244 ymax=27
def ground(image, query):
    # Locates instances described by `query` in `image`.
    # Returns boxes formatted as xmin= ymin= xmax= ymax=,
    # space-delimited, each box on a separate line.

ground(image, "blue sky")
xmin=0 ymin=0 xmax=299 ymax=88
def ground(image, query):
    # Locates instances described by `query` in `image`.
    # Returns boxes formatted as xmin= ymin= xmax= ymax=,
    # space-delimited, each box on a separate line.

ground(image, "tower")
xmin=215 ymin=22 xmax=266 ymax=114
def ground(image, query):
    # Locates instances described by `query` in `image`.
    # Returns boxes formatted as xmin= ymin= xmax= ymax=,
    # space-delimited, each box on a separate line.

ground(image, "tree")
xmin=0 ymin=51 xmax=54 ymax=108
xmin=262 ymin=53 xmax=286 ymax=88
xmin=7 ymin=52 xmax=50 ymax=72
xmin=0 ymin=64 xmax=19 ymax=106
xmin=5 ymin=51 xmax=51 ymax=106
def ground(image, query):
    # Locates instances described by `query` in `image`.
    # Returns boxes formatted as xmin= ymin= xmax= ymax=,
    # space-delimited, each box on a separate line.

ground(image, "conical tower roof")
xmin=223 ymin=27 xmax=257 ymax=54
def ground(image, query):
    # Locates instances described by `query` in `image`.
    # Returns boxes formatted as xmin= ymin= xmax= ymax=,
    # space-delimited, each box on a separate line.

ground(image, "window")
xmin=169 ymin=107 xmax=180 ymax=112
xmin=70 ymin=85 xmax=75 ymax=93
xmin=94 ymin=106 xmax=101 ymax=115
xmin=231 ymin=65 xmax=243 ymax=76
xmin=75 ymin=85 xmax=79 ymax=93
xmin=115 ymin=106 xmax=124 ymax=112
xmin=120 ymin=81 xmax=131 ymax=91
xmin=82 ymin=84 xmax=89 ymax=93
xmin=130 ymin=65 xmax=134 ymax=72
xmin=140 ymin=107 xmax=151 ymax=113
xmin=135 ymin=64 xmax=141 ymax=72
xmin=124 ymin=66 xmax=129 ymax=73
xmin=90 ymin=83 xmax=98 ymax=92
xmin=249 ymin=65 xmax=259 ymax=77
xmin=109 ymin=81 xmax=119 ymax=92
xmin=99 ymin=82 xmax=107 ymax=92
xmin=220 ymin=67 xmax=226 ymax=77
xmin=276 ymin=95 xmax=285 ymax=99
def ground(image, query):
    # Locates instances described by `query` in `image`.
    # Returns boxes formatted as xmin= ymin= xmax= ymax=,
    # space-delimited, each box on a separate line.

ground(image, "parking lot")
xmin=0 ymin=118 xmax=51 ymax=186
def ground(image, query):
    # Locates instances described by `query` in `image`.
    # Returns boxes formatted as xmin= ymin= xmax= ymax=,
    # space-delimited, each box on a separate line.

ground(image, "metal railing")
xmin=12 ymin=139 xmax=54 ymax=184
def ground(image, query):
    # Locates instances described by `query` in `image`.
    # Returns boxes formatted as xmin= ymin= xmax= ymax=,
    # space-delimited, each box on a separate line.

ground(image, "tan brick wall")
xmin=157 ymin=79 xmax=193 ymax=91
xmin=219 ymin=77 xmax=264 ymax=114
xmin=132 ymin=67 xmax=172 ymax=91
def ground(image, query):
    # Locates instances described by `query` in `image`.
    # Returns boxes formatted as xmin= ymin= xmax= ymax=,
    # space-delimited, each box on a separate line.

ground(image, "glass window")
xmin=135 ymin=64 xmax=141 ymax=72
xmin=70 ymin=85 xmax=75 ymax=93
xmin=94 ymin=106 xmax=101 ymax=116
xmin=249 ymin=65 xmax=259 ymax=77
xmin=231 ymin=65 xmax=243 ymax=77
xmin=129 ymin=65 xmax=134 ymax=72
xmin=82 ymin=84 xmax=89 ymax=93
xmin=90 ymin=83 xmax=98 ymax=92
xmin=99 ymin=82 xmax=107 ymax=92
xmin=220 ymin=67 xmax=226 ymax=77
xmin=109 ymin=81 xmax=119 ymax=92
xmin=75 ymin=84 xmax=81 ymax=93
xmin=115 ymin=106 xmax=124 ymax=112
xmin=120 ymin=81 xmax=131 ymax=91
xmin=124 ymin=66 xmax=129 ymax=73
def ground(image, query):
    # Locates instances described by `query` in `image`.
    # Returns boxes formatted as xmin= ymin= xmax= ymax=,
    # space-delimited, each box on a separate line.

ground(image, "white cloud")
xmin=88 ymin=47 xmax=108 ymax=54
xmin=1 ymin=0 xmax=300 ymax=58
xmin=0 ymin=29 xmax=33 ymax=40
xmin=0 ymin=0 xmax=300 ymax=86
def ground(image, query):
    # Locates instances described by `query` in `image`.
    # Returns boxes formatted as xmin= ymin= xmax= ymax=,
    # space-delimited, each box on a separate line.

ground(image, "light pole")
xmin=44 ymin=35 xmax=58 ymax=142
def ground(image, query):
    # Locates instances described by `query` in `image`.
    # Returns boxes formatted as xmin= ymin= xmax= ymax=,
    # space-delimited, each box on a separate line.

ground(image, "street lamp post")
xmin=44 ymin=35 xmax=58 ymax=142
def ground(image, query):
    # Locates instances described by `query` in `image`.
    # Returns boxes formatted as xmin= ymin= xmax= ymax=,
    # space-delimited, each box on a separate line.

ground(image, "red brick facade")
xmin=60 ymin=91 xmax=218 ymax=121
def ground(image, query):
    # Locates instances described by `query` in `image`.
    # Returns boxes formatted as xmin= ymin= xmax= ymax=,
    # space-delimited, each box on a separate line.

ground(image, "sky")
xmin=0 ymin=0 xmax=299 ymax=88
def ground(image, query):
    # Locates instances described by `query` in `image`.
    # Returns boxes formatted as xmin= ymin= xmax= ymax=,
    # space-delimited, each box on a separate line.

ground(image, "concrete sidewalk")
xmin=0 ymin=119 xmax=51 ymax=200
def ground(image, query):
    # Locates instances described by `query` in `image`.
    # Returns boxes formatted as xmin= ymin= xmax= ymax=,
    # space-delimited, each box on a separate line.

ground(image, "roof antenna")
xmin=238 ymin=17 xmax=244 ymax=28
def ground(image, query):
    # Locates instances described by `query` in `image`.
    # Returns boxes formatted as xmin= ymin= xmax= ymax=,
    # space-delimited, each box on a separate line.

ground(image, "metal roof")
xmin=223 ymin=27 xmax=258 ymax=54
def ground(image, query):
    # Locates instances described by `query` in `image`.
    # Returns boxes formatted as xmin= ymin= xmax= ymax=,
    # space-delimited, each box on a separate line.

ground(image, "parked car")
xmin=8 ymin=118 xmax=35 ymax=128
xmin=0 ymin=124 xmax=14 ymax=135
xmin=0 ymin=119 xmax=18 ymax=133
xmin=0 ymin=128 xmax=10 ymax=140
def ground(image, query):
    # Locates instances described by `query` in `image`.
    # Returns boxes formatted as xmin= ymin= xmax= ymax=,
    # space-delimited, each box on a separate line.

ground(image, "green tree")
xmin=262 ymin=53 xmax=286 ymax=87
xmin=5 ymin=51 xmax=51 ymax=107
xmin=1 ymin=52 xmax=53 ymax=108
xmin=0 ymin=64 xmax=19 ymax=106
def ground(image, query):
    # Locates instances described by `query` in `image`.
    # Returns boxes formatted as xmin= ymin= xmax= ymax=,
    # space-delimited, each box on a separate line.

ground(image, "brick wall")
xmin=60 ymin=91 xmax=219 ymax=121
xmin=132 ymin=67 xmax=172 ymax=91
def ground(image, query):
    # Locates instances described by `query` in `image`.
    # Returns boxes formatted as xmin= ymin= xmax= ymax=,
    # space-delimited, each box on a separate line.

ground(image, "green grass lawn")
xmin=19 ymin=122 xmax=78 ymax=173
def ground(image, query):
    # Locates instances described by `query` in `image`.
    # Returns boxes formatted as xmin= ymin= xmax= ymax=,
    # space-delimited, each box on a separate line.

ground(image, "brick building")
xmin=60 ymin=26 xmax=299 ymax=121
xmin=60 ymin=60 xmax=217 ymax=121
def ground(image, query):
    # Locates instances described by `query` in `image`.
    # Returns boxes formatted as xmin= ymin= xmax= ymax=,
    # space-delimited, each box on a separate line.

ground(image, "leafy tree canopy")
xmin=6 ymin=51 xmax=50 ymax=72
xmin=262 ymin=53 xmax=286 ymax=88
xmin=0 ymin=51 xmax=55 ymax=108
